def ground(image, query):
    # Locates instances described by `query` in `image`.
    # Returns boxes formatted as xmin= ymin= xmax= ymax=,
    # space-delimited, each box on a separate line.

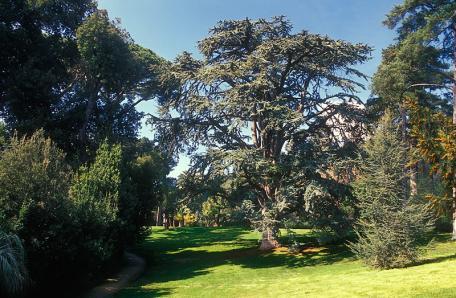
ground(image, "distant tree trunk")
xmin=410 ymin=159 xmax=418 ymax=197
xmin=399 ymin=103 xmax=420 ymax=198
xmin=399 ymin=106 xmax=412 ymax=199
xmin=163 ymin=212 xmax=169 ymax=229
xmin=410 ymin=170 xmax=418 ymax=196
xmin=179 ymin=220 xmax=183 ymax=227
xmin=453 ymin=196 xmax=456 ymax=240
xmin=156 ymin=206 xmax=161 ymax=226
xmin=78 ymin=91 xmax=97 ymax=146
xmin=259 ymin=225 xmax=280 ymax=251
xmin=258 ymin=185 xmax=281 ymax=251
xmin=452 ymin=22 xmax=456 ymax=240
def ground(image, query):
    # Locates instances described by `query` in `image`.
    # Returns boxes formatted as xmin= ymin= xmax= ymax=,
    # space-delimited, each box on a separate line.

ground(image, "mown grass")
xmin=116 ymin=227 xmax=456 ymax=297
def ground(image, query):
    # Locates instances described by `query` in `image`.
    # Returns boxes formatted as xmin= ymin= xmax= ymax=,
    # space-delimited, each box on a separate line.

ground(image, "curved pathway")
xmin=84 ymin=252 xmax=145 ymax=298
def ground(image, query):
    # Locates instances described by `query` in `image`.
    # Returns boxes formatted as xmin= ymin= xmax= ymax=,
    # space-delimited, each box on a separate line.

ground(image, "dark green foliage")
xmin=384 ymin=0 xmax=455 ymax=60
xmin=0 ymin=130 xmax=72 ymax=232
xmin=175 ymin=166 xmax=254 ymax=227
xmin=374 ymin=0 xmax=456 ymax=240
xmin=0 ymin=0 xmax=96 ymax=135
xmin=230 ymin=200 xmax=258 ymax=227
xmin=0 ymin=0 xmax=171 ymax=293
xmin=72 ymin=9 xmax=164 ymax=154
xmin=70 ymin=141 xmax=122 ymax=218
xmin=370 ymin=43 xmax=452 ymax=118
xmin=303 ymin=180 xmax=354 ymax=239
xmin=350 ymin=113 xmax=432 ymax=269
xmin=0 ymin=131 xmax=168 ymax=294
xmin=0 ymin=123 xmax=7 ymax=150
xmin=121 ymin=148 xmax=169 ymax=239
xmin=69 ymin=141 xmax=123 ymax=271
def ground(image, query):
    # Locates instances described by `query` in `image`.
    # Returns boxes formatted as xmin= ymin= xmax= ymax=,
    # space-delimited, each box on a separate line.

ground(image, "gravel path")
xmin=84 ymin=252 xmax=145 ymax=298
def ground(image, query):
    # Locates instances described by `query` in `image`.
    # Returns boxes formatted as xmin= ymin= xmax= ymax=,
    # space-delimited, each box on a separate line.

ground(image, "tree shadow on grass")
xmin=127 ymin=246 xmax=354 ymax=296
xmin=120 ymin=227 xmax=365 ymax=297
xmin=117 ymin=287 xmax=173 ymax=297
xmin=138 ymin=227 xmax=254 ymax=256
xmin=416 ymin=253 xmax=456 ymax=266
xmin=130 ymin=227 xmax=354 ymax=289
xmin=129 ymin=227 xmax=260 ymax=285
xmin=116 ymin=228 xmax=456 ymax=297
xmin=230 ymin=244 xmax=354 ymax=269
xmin=410 ymin=231 xmax=456 ymax=267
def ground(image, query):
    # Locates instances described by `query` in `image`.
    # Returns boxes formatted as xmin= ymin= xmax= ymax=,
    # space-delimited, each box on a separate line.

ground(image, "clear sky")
xmin=97 ymin=0 xmax=401 ymax=177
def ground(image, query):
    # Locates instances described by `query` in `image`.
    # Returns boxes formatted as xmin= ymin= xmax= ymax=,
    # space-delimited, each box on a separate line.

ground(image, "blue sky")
xmin=97 ymin=0 xmax=401 ymax=177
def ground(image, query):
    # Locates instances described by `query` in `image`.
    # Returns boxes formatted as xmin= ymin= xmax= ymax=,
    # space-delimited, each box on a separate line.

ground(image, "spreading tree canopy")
xmin=151 ymin=17 xmax=371 ymax=249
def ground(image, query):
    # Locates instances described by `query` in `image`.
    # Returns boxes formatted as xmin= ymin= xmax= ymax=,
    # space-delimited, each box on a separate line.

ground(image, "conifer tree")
xmin=152 ymin=17 xmax=370 ymax=249
xmin=350 ymin=112 xmax=432 ymax=269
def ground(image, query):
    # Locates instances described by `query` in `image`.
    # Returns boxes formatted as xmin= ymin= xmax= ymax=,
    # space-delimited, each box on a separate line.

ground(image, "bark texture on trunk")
xmin=163 ymin=213 xmax=169 ymax=229
xmin=410 ymin=165 xmax=418 ymax=197
xmin=156 ymin=206 xmax=161 ymax=226
xmin=399 ymin=106 xmax=411 ymax=199
xmin=452 ymin=22 xmax=456 ymax=240
xmin=259 ymin=228 xmax=280 ymax=250
xmin=453 ymin=193 xmax=456 ymax=240
xmin=78 ymin=95 xmax=96 ymax=144
xmin=257 ymin=188 xmax=281 ymax=250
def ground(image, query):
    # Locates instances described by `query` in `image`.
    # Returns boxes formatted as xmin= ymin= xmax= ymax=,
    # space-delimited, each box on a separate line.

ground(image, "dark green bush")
xmin=0 ymin=133 xmax=124 ymax=294
xmin=120 ymin=151 xmax=168 ymax=241
xmin=0 ymin=131 xmax=76 ymax=288
xmin=69 ymin=141 xmax=123 ymax=273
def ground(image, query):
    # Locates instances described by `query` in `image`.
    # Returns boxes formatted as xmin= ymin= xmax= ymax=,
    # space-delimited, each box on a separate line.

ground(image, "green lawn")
xmin=116 ymin=227 xmax=456 ymax=297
